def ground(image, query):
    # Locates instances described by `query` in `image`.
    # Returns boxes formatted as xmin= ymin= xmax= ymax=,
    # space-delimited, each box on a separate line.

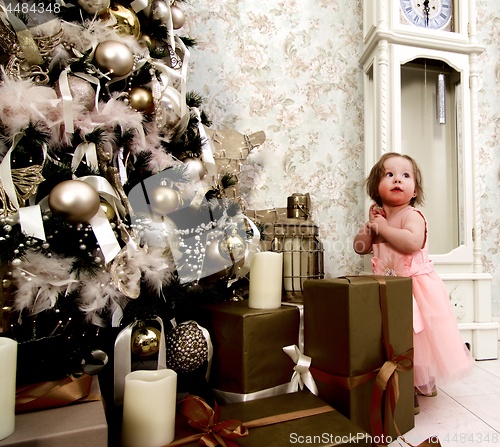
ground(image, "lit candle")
xmin=121 ymin=369 xmax=177 ymax=447
xmin=248 ymin=251 xmax=283 ymax=309
xmin=0 ymin=337 xmax=17 ymax=441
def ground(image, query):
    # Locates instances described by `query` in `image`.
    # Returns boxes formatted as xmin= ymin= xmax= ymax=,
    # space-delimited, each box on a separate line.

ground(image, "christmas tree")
xmin=0 ymin=0 xmax=260 ymax=384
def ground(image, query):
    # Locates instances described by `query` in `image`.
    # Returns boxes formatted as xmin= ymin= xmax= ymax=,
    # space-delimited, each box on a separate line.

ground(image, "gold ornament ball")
xmin=170 ymin=4 xmax=185 ymax=29
xmin=100 ymin=200 xmax=116 ymax=220
xmin=94 ymin=40 xmax=134 ymax=77
xmin=150 ymin=185 xmax=180 ymax=216
xmin=48 ymin=180 xmax=101 ymax=223
xmin=54 ymin=75 xmax=96 ymax=112
xmin=129 ymin=86 xmax=154 ymax=114
xmin=138 ymin=34 xmax=156 ymax=49
xmin=131 ymin=326 xmax=161 ymax=358
xmin=183 ymin=157 xmax=206 ymax=181
xmin=77 ymin=0 xmax=109 ymax=15
xmin=202 ymin=237 xmax=231 ymax=279
xmin=109 ymin=3 xmax=141 ymax=39
xmin=218 ymin=231 xmax=247 ymax=262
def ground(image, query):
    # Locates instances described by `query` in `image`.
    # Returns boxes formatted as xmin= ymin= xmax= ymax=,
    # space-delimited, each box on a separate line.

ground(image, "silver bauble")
xmin=55 ymin=75 xmax=96 ymax=111
xmin=150 ymin=185 xmax=180 ymax=216
xmin=94 ymin=40 xmax=134 ymax=77
xmin=218 ymin=231 xmax=247 ymax=262
xmin=150 ymin=0 xmax=169 ymax=22
xmin=48 ymin=180 xmax=101 ymax=223
xmin=170 ymin=4 xmax=185 ymax=29
xmin=183 ymin=157 xmax=206 ymax=181
xmin=77 ymin=0 xmax=109 ymax=15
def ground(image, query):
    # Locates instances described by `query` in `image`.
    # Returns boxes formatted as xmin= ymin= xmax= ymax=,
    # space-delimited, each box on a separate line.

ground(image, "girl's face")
xmin=378 ymin=156 xmax=416 ymax=207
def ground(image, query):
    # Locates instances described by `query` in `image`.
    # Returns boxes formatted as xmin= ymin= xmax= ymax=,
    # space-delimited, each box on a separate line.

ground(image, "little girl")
xmin=353 ymin=152 xmax=473 ymax=405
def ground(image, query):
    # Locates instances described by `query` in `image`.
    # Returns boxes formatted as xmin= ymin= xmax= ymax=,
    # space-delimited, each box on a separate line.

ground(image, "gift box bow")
xmin=166 ymin=394 xmax=334 ymax=447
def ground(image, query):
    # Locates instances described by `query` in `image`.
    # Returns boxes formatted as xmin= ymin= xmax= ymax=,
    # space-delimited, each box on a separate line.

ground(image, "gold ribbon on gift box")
xmin=164 ymin=394 xmax=334 ymax=447
xmin=309 ymin=277 xmax=441 ymax=447
xmin=15 ymin=374 xmax=101 ymax=413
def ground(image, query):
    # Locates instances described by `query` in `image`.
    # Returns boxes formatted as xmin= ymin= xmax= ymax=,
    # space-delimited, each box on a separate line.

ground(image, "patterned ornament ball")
xmin=166 ymin=322 xmax=208 ymax=373
xmin=94 ymin=40 xmax=134 ymax=77
xmin=108 ymin=4 xmax=141 ymax=38
xmin=131 ymin=325 xmax=162 ymax=358
xmin=218 ymin=231 xmax=247 ymax=262
xmin=170 ymin=4 xmax=185 ymax=29
xmin=48 ymin=180 xmax=101 ymax=223
xmin=128 ymin=86 xmax=154 ymax=114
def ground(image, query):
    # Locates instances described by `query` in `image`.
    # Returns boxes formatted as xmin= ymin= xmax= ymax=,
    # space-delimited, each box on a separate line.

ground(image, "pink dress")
xmin=371 ymin=206 xmax=473 ymax=395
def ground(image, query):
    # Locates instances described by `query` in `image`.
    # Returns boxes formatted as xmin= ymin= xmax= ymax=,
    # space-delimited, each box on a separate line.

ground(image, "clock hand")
xmin=423 ymin=0 xmax=430 ymax=27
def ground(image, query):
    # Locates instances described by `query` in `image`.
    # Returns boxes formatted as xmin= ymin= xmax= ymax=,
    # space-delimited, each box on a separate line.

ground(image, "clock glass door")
xmin=400 ymin=59 xmax=463 ymax=255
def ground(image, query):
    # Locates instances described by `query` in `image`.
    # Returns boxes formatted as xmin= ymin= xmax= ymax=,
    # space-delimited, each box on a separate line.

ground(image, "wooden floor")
xmin=390 ymin=343 xmax=500 ymax=447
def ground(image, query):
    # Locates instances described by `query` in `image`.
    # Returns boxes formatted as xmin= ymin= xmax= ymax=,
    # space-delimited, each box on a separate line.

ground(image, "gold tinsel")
xmin=0 ymin=165 xmax=45 ymax=217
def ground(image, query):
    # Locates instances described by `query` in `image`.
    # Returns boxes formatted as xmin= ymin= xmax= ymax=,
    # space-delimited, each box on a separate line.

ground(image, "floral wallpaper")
xmin=184 ymin=1 xmax=500 ymax=318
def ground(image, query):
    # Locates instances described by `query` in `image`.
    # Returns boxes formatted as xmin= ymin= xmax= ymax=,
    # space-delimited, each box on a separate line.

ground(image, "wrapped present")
xmin=196 ymin=300 xmax=302 ymax=402
xmin=171 ymin=390 xmax=371 ymax=446
xmin=0 ymin=376 xmax=106 ymax=447
xmin=303 ymin=276 xmax=414 ymax=439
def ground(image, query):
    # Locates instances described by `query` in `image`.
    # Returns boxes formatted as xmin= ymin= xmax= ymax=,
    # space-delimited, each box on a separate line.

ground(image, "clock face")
xmin=399 ymin=0 xmax=453 ymax=30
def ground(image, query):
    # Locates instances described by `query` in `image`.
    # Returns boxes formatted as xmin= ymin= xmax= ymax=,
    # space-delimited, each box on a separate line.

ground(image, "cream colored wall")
xmin=185 ymin=1 xmax=500 ymax=317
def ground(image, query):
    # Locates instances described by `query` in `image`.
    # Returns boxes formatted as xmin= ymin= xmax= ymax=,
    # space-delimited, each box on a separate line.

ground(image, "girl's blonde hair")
xmin=366 ymin=152 xmax=425 ymax=207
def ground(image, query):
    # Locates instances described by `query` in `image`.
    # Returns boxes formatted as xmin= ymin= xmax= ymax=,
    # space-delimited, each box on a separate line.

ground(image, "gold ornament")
xmin=94 ymin=40 xmax=134 ymax=77
xmin=128 ymin=86 xmax=154 ymax=114
xmin=54 ymin=75 xmax=96 ymax=111
xmin=0 ymin=165 xmax=45 ymax=217
xmin=138 ymin=34 xmax=155 ymax=49
xmin=77 ymin=0 xmax=110 ymax=15
xmin=170 ymin=4 xmax=185 ymax=29
xmin=131 ymin=325 xmax=161 ymax=358
xmin=218 ymin=230 xmax=247 ymax=262
xmin=150 ymin=185 xmax=180 ymax=216
xmin=48 ymin=180 xmax=101 ymax=223
xmin=183 ymin=157 xmax=206 ymax=181
xmin=100 ymin=199 xmax=116 ymax=220
xmin=109 ymin=4 xmax=141 ymax=39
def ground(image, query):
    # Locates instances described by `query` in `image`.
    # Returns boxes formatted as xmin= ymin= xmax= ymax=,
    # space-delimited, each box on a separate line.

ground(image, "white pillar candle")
xmin=0 ymin=337 xmax=17 ymax=441
xmin=121 ymin=369 xmax=177 ymax=447
xmin=248 ymin=251 xmax=283 ymax=309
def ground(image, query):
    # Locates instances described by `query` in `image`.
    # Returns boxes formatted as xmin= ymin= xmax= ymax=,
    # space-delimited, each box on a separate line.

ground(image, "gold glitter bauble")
xmin=94 ymin=40 xmax=134 ymax=77
xmin=48 ymin=180 xmax=101 ymax=223
xmin=129 ymin=86 xmax=154 ymax=114
xmin=131 ymin=325 xmax=161 ymax=358
xmin=149 ymin=185 xmax=179 ymax=216
xmin=109 ymin=3 xmax=141 ymax=39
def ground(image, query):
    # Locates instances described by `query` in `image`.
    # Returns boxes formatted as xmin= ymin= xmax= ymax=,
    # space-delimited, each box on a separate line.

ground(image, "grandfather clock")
xmin=360 ymin=0 xmax=498 ymax=359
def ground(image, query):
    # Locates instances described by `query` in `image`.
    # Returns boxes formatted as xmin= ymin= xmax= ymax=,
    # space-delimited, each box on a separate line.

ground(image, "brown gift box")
xmin=0 ymin=376 xmax=107 ymax=447
xmin=173 ymin=390 xmax=371 ymax=446
xmin=303 ymin=276 xmax=414 ymax=439
xmin=197 ymin=300 xmax=300 ymax=395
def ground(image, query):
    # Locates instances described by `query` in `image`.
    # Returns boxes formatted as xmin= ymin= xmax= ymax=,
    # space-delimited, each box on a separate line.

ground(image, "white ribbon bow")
xmin=283 ymin=344 xmax=318 ymax=395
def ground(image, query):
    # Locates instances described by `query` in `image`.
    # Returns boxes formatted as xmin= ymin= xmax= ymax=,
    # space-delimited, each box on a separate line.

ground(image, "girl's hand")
xmin=368 ymin=213 xmax=388 ymax=235
xmin=369 ymin=203 xmax=385 ymax=221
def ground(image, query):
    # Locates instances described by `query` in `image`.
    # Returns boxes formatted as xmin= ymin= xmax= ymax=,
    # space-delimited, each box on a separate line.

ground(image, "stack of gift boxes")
xmin=170 ymin=275 xmax=415 ymax=447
